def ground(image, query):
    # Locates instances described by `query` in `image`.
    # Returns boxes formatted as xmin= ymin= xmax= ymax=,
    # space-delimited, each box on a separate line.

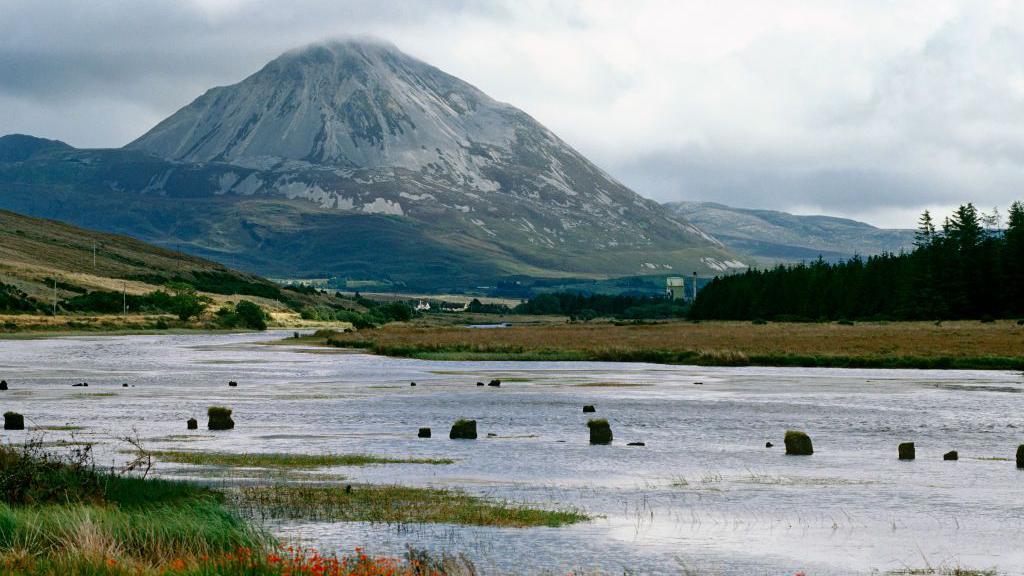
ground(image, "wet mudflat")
xmin=1 ymin=331 xmax=1022 ymax=575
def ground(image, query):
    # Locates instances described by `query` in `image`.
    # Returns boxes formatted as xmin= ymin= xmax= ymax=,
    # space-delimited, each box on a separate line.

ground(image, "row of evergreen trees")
xmin=690 ymin=202 xmax=1024 ymax=321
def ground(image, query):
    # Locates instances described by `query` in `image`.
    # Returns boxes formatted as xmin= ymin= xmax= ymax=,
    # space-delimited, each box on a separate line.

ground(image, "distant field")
xmin=321 ymin=319 xmax=1024 ymax=370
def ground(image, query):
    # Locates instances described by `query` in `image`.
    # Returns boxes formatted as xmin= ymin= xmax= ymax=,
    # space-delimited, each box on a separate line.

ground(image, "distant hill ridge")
xmin=664 ymin=201 xmax=915 ymax=264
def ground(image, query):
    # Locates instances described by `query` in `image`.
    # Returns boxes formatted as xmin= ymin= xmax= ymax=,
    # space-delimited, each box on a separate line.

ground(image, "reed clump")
xmin=207 ymin=406 xmax=234 ymax=431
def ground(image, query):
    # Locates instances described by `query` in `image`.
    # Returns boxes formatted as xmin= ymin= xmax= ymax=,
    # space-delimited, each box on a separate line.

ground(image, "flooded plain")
xmin=2 ymin=331 xmax=1023 ymax=574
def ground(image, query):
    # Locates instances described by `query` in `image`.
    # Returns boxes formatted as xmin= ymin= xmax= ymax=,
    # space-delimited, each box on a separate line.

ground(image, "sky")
xmin=2 ymin=0 xmax=1024 ymax=228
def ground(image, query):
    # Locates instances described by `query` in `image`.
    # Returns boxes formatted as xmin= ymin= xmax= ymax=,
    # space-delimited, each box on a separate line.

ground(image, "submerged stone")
xmin=450 ymin=419 xmax=477 ymax=439
xmin=784 ymin=430 xmax=813 ymax=455
xmin=582 ymin=405 xmax=596 ymax=413
xmin=187 ymin=418 xmax=198 ymax=430
xmin=943 ymin=450 xmax=958 ymax=461
xmin=418 ymin=427 xmax=431 ymax=438
xmin=207 ymin=406 xmax=235 ymax=430
xmin=898 ymin=442 xmax=915 ymax=460
xmin=588 ymin=418 xmax=613 ymax=445
xmin=4 ymin=411 xmax=24 ymax=430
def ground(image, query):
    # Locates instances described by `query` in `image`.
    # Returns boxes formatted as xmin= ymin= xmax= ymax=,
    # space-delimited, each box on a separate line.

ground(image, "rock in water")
xmin=476 ymin=382 xmax=485 ymax=387
xmin=410 ymin=382 xmax=416 ymax=387
xmin=582 ymin=405 xmax=596 ymax=413
xmin=627 ymin=442 xmax=645 ymax=446
xmin=943 ymin=450 xmax=958 ymax=461
xmin=187 ymin=418 xmax=198 ymax=430
xmin=765 ymin=442 xmax=774 ymax=448
xmin=418 ymin=427 xmax=431 ymax=438
xmin=588 ymin=419 xmax=612 ymax=445
xmin=3 ymin=411 xmax=25 ymax=430
xmin=0 ymin=380 xmax=7 ymax=391
xmin=898 ymin=442 xmax=915 ymax=461
xmin=207 ymin=406 xmax=235 ymax=430
xmin=449 ymin=419 xmax=477 ymax=440
xmin=228 ymin=381 xmax=238 ymax=387
xmin=784 ymin=430 xmax=813 ymax=455
xmin=1017 ymin=445 xmax=1024 ymax=469
xmin=488 ymin=379 xmax=501 ymax=387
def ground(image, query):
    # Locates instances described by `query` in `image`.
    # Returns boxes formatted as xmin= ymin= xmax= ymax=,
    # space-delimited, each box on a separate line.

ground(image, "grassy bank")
xmin=1 ymin=441 xmax=586 ymax=574
xmin=228 ymin=484 xmax=588 ymax=528
xmin=318 ymin=320 xmax=1024 ymax=370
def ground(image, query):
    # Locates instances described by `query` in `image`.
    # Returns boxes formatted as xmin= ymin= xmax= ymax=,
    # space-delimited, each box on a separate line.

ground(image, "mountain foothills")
xmin=0 ymin=39 xmax=743 ymax=292
xmin=665 ymin=201 xmax=916 ymax=264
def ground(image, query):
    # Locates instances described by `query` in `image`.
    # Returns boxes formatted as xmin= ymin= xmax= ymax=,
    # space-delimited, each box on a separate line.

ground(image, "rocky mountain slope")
xmin=665 ymin=201 xmax=915 ymax=264
xmin=0 ymin=40 xmax=741 ymax=291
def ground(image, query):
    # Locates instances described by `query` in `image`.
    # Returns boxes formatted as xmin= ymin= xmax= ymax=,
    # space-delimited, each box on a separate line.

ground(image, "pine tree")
xmin=914 ymin=210 xmax=936 ymax=247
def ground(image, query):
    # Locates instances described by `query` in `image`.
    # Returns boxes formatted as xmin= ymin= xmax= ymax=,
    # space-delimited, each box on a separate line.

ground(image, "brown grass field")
xmin=321 ymin=319 xmax=1024 ymax=370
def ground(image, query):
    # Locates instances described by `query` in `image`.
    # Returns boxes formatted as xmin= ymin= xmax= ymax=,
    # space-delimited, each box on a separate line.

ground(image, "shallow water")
xmin=2 ymin=331 xmax=1023 ymax=575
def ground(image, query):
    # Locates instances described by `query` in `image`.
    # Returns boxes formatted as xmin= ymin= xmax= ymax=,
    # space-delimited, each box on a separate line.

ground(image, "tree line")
xmin=690 ymin=202 xmax=1024 ymax=321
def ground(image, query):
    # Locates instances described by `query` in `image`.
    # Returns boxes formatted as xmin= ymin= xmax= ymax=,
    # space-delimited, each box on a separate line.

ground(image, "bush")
xmin=208 ymin=406 xmax=235 ymax=431
xmin=784 ymin=430 xmax=813 ymax=455
xmin=587 ymin=419 xmax=612 ymax=445
xmin=449 ymin=419 xmax=477 ymax=440
xmin=216 ymin=301 xmax=268 ymax=330
xmin=3 ymin=411 xmax=25 ymax=430
xmin=898 ymin=442 xmax=915 ymax=460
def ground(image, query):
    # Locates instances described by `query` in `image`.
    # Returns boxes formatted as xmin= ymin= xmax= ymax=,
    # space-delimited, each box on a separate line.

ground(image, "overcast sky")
xmin=2 ymin=0 xmax=1023 ymax=227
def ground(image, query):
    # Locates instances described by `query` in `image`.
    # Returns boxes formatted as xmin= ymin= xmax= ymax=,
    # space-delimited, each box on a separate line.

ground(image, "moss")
xmin=898 ymin=442 xmax=915 ymax=460
xmin=207 ymin=406 xmax=234 ymax=431
xmin=3 ymin=412 xmax=24 ymax=430
xmin=449 ymin=419 xmax=477 ymax=440
xmin=784 ymin=430 xmax=813 ymax=455
xmin=587 ymin=418 xmax=612 ymax=445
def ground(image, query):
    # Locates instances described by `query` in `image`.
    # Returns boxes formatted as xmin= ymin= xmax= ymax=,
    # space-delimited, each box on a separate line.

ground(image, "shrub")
xmin=3 ymin=411 xmax=24 ymax=430
xmin=587 ymin=419 xmax=612 ymax=445
xmin=208 ymin=406 xmax=235 ymax=431
xmin=898 ymin=442 xmax=915 ymax=460
xmin=449 ymin=419 xmax=477 ymax=440
xmin=751 ymin=318 xmax=768 ymax=325
xmin=784 ymin=430 xmax=813 ymax=455
xmin=235 ymin=300 xmax=268 ymax=330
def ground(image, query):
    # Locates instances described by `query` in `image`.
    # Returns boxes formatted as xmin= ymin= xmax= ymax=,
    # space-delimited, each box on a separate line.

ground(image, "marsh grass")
xmin=227 ymin=484 xmax=588 ymax=528
xmin=35 ymin=425 xmax=85 ymax=431
xmin=574 ymin=382 xmax=652 ymax=387
xmin=321 ymin=320 xmax=1024 ymax=370
xmin=147 ymin=451 xmax=453 ymax=469
xmin=0 ymin=442 xmax=268 ymax=571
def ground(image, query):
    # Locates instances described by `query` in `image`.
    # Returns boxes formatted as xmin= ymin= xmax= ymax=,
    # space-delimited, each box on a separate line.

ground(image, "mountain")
xmin=0 ymin=39 xmax=744 ymax=293
xmin=664 ymin=201 xmax=915 ymax=264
